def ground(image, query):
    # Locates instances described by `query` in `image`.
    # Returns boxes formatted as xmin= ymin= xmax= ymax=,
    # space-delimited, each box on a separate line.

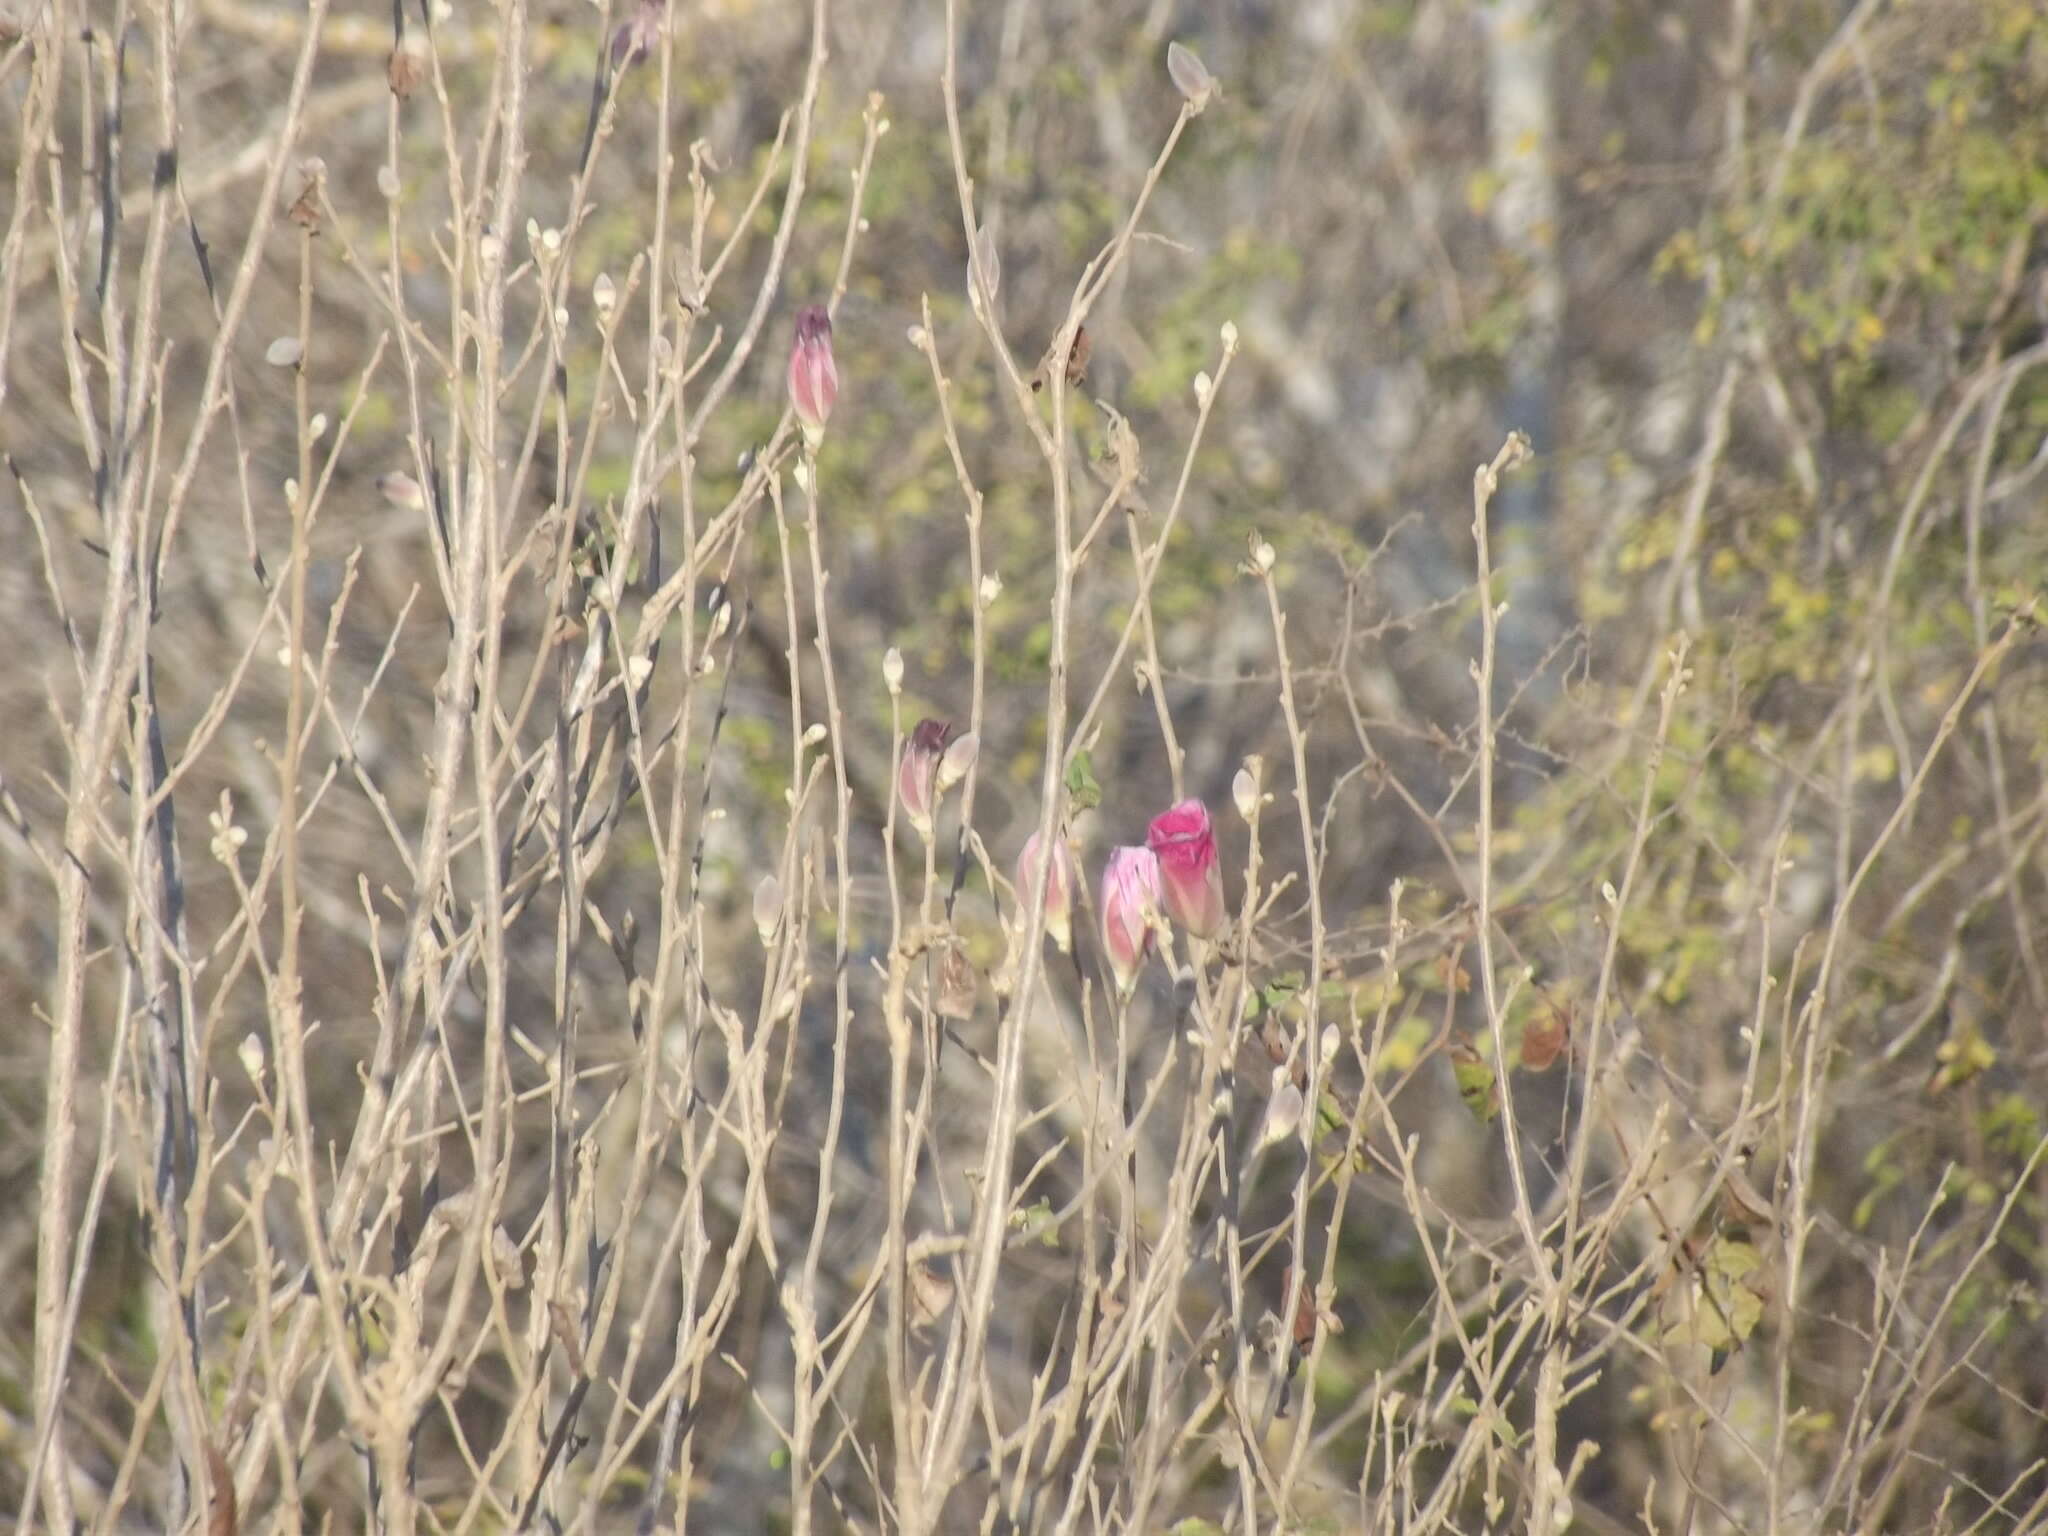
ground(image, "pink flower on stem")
xmin=1099 ymin=845 xmax=1164 ymax=995
xmin=1015 ymin=827 xmax=1074 ymax=953
xmin=787 ymin=305 xmax=838 ymax=444
xmin=898 ymin=719 xmax=956 ymax=836
xmin=1147 ymin=798 xmax=1226 ymax=939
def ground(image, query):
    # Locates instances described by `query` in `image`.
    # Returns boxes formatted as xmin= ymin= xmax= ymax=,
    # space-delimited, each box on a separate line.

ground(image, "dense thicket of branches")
xmin=5 ymin=0 xmax=2047 ymax=1529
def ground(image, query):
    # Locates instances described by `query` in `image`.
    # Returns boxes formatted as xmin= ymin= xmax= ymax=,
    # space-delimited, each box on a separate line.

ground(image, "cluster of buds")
xmin=1099 ymin=799 xmax=1228 ymax=993
xmin=1006 ymin=798 xmax=1228 ymax=996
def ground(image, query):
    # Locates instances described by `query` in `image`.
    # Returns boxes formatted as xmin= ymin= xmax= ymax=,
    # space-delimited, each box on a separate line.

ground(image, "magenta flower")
xmin=1099 ymin=845 xmax=1163 ymax=994
xmin=1147 ymin=798 xmax=1226 ymax=939
xmin=1015 ymin=827 xmax=1074 ymax=953
xmin=898 ymin=719 xmax=957 ymax=836
xmin=787 ymin=305 xmax=838 ymax=444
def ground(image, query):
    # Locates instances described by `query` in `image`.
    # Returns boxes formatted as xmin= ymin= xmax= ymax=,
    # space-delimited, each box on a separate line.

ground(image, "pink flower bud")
xmin=897 ymin=718 xmax=957 ymax=836
xmin=787 ymin=305 xmax=838 ymax=443
xmin=1099 ymin=845 xmax=1163 ymax=994
xmin=1147 ymin=798 xmax=1226 ymax=939
xmin=1015 ymin=827 xmax=1074 ymax=953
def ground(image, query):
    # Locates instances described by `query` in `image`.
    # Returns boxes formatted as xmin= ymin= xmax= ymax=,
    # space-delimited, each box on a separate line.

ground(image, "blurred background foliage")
xmin=6 ymin=0 xmax=2048 ymax=1526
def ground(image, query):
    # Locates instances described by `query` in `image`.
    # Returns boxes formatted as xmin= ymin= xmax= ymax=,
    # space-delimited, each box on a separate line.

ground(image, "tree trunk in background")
xmin=1485 ymin=0 xmax=1570 ymax=733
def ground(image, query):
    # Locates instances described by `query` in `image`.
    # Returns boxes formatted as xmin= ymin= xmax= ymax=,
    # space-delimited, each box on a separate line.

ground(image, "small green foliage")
xmin=1983 ymin=1094 xmax=2042 ymax=1160
xmin=1008 ymin=1197 xmax=1061 ymax=1247
xmin=1661 ymin=1234 xmax=1766 ymax=1367
xmin=1933 ymin=1013 xmax=1997 ymax=1092
xmin=1064 ymin=749 xmax=1102 ymax=811
xmin=1449 ymin=1039 xmax=1499 ymax=1124
xmin=1855 ymin=1136 xmax=1907 ymax=1231
xmin=1374 ymin=1012 xmax=1435 ymax=1077
xmin=1247 ymin=970 xmax=1304 ymax=1020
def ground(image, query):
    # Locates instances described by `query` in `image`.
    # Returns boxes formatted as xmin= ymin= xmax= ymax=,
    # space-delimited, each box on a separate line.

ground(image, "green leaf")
xmin=1662 ymin=1234 xmax=1766 ymax=1366
xmin=1008 ymin=1197 xmax=1061 ymax=1247
xmin=1258 ymin=971 xmax=1305 ymax=1016
xmin=1450 ymin=1041 xmax=1499 ymax=1124
xmin=1064 ymin=750 xmax=1101 ymax=811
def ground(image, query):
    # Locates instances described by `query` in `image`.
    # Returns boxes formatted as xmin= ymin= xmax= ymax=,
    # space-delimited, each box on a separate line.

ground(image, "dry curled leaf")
xmin=1519 ymin=1002 xmax=1569 ymax=1071
xmin=1031 ymin=324 xmax=1091 ymax=392
xmin=1095 ymin=400 xmax=1146 ymax=510
xmin=491 ymin=1224 xmax=525 ymax=1290
xmin=1284 ymin=1265 xmax=1342 ymax=1357
xmin=936 ymin=938 xmax=977 ymax=1021
xmin=206 ymin=1441 xmax=237 ymax=1536
xmin=1064 ymin=324 xmax=1092 ymax=387
xmin=284 ymin=157 xmax=324 ymax=232
xmin=1717 ymin=1163 xmax=1777 ymax=1234
xmin=386 ymin=45 xmax=423 ymax=99
xmin=548 ymin=1299 xmax=586 ymax=1377
xmin=909 ymin=1260 xmax=955 ymax=1329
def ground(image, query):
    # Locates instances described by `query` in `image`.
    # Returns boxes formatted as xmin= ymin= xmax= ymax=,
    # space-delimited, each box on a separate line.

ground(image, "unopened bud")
xmin=1167 ymin=41 xmax=1217 ymax=111
xmin=753 ymin=875 xmax=783 ymax=946
xmin=787 ymin=305 xmax=839 ymax=444
xmin=1232 ymin=760 xmax=1261 ymax=822
xmin=937 ymin=730 xmax=979 ymax=793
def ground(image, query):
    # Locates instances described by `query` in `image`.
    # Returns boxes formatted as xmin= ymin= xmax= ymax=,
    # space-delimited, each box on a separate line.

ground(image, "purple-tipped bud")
xmin=1100 ymin=845 xmax=1164 ymax=994
xmin=608 ymin=0 xmax=665 ymax=70
xmin=1015 ymin=827 xmax=1075 ymax=953
xmin=1147 ymin=798 xmax=1226 ymax=939
xmin=898 ymin=718 xmax=957 ymax=836
xmin=787 ymin=305 xmax=838 ymax=443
